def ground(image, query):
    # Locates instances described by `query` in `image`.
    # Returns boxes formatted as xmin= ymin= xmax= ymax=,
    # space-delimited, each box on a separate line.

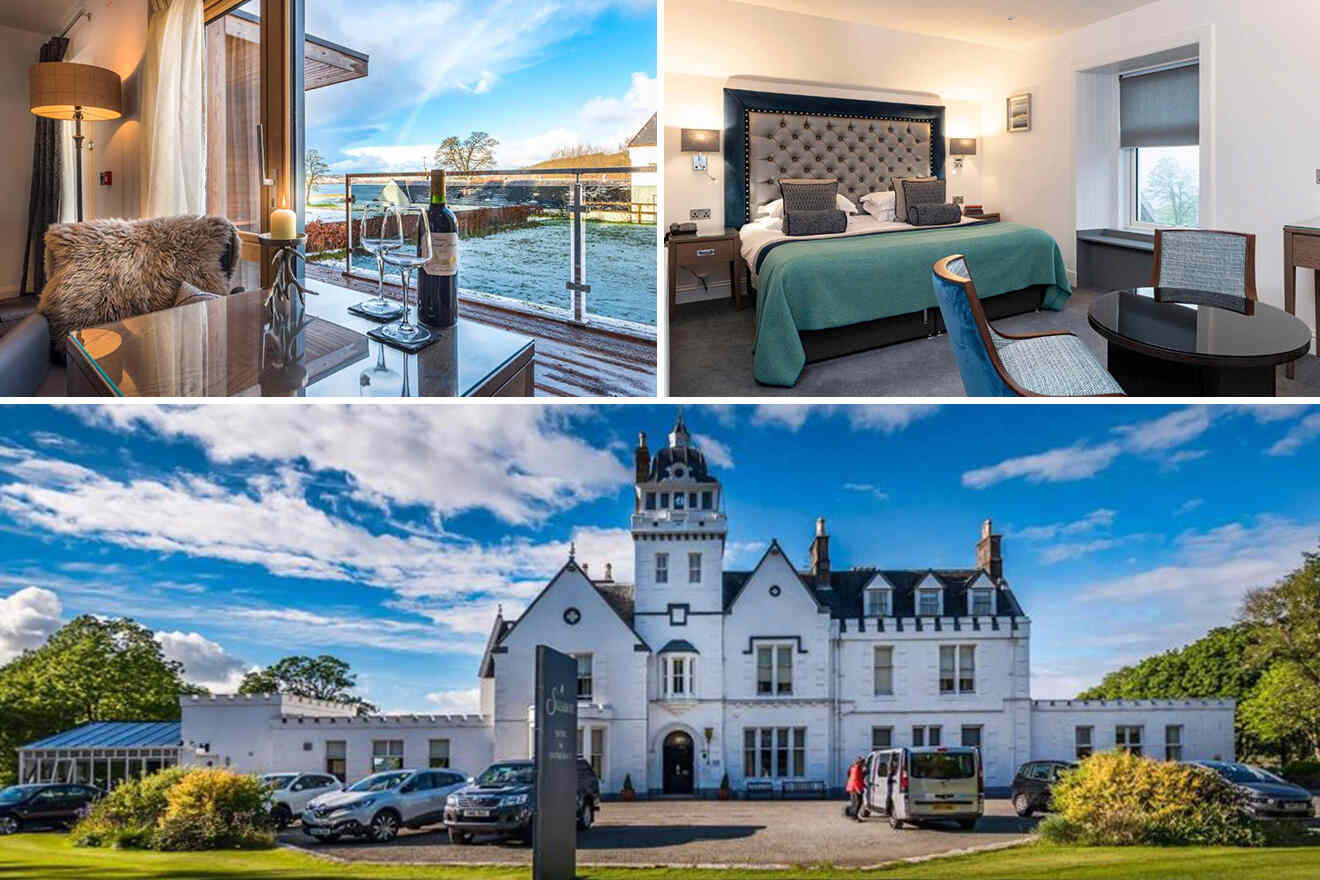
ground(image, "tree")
xmin=434 ymin=132 xmax=498 ymax=173
xmin=0 ymin=616 xmax=203 ymax=785
xmin=238 ymin=655 xmax=375 ymax=715
xmin=1241 ymin=662 xmax=1320 ymax=761
xmin=549 ymin=143 xmax=611 ymax=160
xmin=1140 ymin=156 xmax=1199 ymax=227
xmin=305 ymin=149 xmax=330 ymax=205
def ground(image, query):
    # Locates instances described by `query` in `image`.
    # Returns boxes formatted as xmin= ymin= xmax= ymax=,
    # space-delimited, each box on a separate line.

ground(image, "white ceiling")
xmin=0 ymin=0 xmax=80 ymax=38
xmin=732 ymin=0 xmax=1166 ymax=49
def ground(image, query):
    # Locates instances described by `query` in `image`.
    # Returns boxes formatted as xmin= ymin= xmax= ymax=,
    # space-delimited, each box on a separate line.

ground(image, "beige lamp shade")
xmin=29 ymin=62 xmax=123 ymax=121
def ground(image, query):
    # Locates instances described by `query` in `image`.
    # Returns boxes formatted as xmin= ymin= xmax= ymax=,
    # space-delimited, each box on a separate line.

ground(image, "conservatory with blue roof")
xmin=16 ymin=721 xmax=182 ymax=788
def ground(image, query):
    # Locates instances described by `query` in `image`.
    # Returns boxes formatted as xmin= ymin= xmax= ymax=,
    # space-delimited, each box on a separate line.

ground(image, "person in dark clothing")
xmin=846 ymin=757 xmax=866 ymax=821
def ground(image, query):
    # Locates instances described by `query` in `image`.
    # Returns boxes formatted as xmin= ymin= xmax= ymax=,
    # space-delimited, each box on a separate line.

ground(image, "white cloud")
xmin=1112 ymin=406 xmax=1214 ymax=453
xmin=751 ymin=405 xmax=818 ymax=432
xmin=425 ymin=688 xmax=481 ymax=715
xmin=1267 ymin=413 xmax=1320 ymax=456
xmin=843 ymin=482 xmax=889 ymax=502
xmin=845 ymin=405 xmax=940 ymax=432
xmin=155 ymin=631 xmax=248 ymax=692
xmin=693 ymin=434 xmax=734 ymax=469
xmin=1175 ymin=498 xmax=1204 ymax=515
xmin=1038 ymin=539 xmax=1118 ymax=565
xmin=0 ymin=586 xmax=62 ymax=663
xmin=1014 ymin=509 xmax=1116 ymax=541
xmin=962 ymin=442 xmax=1123 ymax=489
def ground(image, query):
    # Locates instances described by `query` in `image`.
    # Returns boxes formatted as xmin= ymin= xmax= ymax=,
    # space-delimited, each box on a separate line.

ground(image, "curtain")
xmin=141 ymin=0 xmax=206 ymax=217
xmin=20 ymin=37 xmax=69 ymax=295
xmin=1120 ymin=63 xmax=1200 ymax=148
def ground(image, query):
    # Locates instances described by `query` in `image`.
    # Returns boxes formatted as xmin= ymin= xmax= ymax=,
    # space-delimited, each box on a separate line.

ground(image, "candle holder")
xmin=258 ymin=234 xmax=316 ymax=386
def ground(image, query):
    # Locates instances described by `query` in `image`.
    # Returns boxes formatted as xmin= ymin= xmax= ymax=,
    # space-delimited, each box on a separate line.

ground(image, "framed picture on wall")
xmin=1007 ymin=93 xmax=1032 ymax=133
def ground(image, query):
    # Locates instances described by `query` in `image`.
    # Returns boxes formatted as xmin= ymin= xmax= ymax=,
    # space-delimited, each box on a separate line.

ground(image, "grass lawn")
xmin=1 ymin=834 xmax=1319 ymax=880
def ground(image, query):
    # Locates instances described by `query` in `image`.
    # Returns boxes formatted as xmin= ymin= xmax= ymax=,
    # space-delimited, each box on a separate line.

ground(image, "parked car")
xmin=1010 ymin=760 xmax=1076 ymax=817
xmin=260 ymin=772 xmax=342 ymax=829
xmin=300 ymin=768 xmax=468 ymax=843
xmin=861 ymin=746 xmax=983 ymax=830
xmin=443 ymin=757 xmax=601 ymax=845
xmin=0 ymin=783 xmax=103 ymax=834
xmin=1187 ymin=761 xmax=1317 ymax=820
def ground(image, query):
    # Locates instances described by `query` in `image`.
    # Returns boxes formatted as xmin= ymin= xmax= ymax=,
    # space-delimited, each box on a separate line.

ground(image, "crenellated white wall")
xmin=1030 ymin=699 xmax=1236 ymax=764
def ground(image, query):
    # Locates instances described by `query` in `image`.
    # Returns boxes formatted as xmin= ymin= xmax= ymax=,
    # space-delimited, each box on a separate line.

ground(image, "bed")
xmin=723 ymin=87 xmax=1072 ymax=387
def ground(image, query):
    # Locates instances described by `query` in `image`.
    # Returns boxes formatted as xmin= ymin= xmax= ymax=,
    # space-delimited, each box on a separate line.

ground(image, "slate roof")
xmin=21 ymin=721 xmax=182 ymax=750
xmin=594 ymin=580 xmax=636 ymax=627
xmin=628 ymin=113 xmax=657 ymax=148
xmin=724 ymin=567 xmax=1026 ymax=619
xmin=658 ymin=639 xmax=700 ymax=654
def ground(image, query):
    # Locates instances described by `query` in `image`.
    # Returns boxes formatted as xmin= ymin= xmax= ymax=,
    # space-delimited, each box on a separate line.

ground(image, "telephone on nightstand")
xmin=668 ymin=221 xmax=698 ymax=236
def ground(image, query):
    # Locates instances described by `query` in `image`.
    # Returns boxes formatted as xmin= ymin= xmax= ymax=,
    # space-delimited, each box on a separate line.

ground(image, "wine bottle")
xmin=419 ymin=168 xmax=459 ymax=327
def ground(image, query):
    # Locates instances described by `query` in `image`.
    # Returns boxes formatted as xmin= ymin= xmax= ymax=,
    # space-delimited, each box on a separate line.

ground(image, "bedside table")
xmin=667 ymin=227 xmax=743 ymax=310
xmin=966 ymin=212 xmax=1001 ymax=223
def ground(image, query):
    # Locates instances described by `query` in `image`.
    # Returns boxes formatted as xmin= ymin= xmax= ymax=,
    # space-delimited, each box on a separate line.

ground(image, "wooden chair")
xmin=1152 ymin=229 xmax=1256 ymax=300
xmin=931 ymin=254 xmax=1125 ymax=397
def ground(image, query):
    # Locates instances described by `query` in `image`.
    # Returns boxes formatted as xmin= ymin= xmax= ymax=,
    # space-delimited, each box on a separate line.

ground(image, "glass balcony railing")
xmin=304 ymin=167 xmax=657 ymax=330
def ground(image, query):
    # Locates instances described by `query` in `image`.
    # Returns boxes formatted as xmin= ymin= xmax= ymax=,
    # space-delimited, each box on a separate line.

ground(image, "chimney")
xmin=810 ymin=516 xmax=831 ymax=586
xmin=977 ymin=518 xmax=1003 ymax=582
xmin=603 ymin=563 xmax=613 ymax=582
xmin=635 ymin=431 xmax=650 ymax=482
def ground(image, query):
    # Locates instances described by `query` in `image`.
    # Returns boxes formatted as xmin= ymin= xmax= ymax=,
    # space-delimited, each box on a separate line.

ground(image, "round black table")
xmin=1087 ymin=287 xmax=1312 ymax=396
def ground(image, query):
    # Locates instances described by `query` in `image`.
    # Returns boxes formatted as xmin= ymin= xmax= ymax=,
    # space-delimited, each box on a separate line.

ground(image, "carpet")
xmin=668 ymin=289 xmax=1320 ymax=397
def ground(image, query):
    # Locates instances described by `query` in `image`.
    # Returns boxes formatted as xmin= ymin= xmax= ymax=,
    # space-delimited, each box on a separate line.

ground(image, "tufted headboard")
xmin=724 ymin=88 xmax=945 ymax=227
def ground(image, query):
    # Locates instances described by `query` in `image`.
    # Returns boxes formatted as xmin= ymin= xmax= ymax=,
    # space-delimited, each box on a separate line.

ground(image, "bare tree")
xmin=305 ymin=148 xmax=329 ymax=205
xmin=549 ymin=143 xmax=612 ymax=160
xmin=435 ymin=132 xmax=499 ymax=173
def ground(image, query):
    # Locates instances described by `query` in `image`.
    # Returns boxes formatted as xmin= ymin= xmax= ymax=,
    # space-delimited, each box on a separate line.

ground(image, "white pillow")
xmin=860 ymin=191 xmax=897 ymax=222
xmin=758 ymin=193 xmax=857 ymax=218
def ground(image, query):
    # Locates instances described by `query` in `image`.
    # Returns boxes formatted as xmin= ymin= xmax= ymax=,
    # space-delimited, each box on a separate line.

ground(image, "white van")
xmin=862 ymin=746 xmax=983 ymax=830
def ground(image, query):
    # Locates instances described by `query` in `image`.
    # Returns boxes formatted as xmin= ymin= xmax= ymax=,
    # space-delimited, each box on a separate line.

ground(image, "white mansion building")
xmin=18 ymin=416 xmax=1236 ymax=795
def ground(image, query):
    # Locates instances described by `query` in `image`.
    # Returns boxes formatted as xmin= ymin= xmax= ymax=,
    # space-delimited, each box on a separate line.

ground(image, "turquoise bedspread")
xmin=752 ymin=222 xmax=1072 ymax=386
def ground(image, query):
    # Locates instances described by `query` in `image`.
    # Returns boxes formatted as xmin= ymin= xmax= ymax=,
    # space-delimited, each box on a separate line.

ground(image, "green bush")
xmin=1041 ymin=750 xmax=1261 ymax=847
xmin=73 ymin=767 xmax=272 ymax=851
xmin=1281 ymin=760 xmax=1320 ymax=789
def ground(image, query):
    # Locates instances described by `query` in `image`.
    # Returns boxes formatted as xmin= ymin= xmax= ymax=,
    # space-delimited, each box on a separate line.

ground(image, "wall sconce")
xmin=702 ymin=727 xmax=714 ymax=762
xmin=681 ymin=129 xmax=720 ymax=171
xmin=949 ymin=137 xmax=977 ymax=172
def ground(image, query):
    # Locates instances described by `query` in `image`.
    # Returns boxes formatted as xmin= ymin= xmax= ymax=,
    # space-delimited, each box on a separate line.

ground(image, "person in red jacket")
xmin=846 ymin=757 xmax=866 ymax=821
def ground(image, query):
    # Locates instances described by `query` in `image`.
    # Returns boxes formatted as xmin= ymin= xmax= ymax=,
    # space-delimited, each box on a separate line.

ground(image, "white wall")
xmin=663 ymin=0 xmax=1019 ymax=302
xmin=1030 ymin=699 xmax=1236 ymax=764
xmin=269 ymin=717 xmax=492 ymax=784
xmin=993 ymin=0 xmax=1320 ymax=351
xmin=0 ymin=24 xmax=48 ymax=297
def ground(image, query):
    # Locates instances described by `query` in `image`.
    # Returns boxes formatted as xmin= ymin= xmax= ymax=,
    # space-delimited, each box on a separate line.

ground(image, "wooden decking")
xmin=305 ymin=264 xmax=656 ymax=397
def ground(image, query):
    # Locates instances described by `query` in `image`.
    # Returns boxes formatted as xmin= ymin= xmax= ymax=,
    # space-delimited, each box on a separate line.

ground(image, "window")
xmin=1164 ymin=725 xmax=1183 ymax=761
xmin=645 ymin=492 xmax=656 ymax=510
xmin=203 ymin=4 xmax=263 ymax=235
xmin=574 ymin=654 xmax=593 ymax=700
xmin=674 ymin=492 xmax=686 ymax=509
xmin=662 ymin=654 xmax=696 ymax=699
xmin=873 ymin=646 xmax=894 ymax=696
xmin=688 ymin=552 xmax=701 ymax=584
xmin=1116 ymin=725 xmax=1143 ymax=756
xmin=744 ymin=727 xmax=806 ymax=778
xmin=659 ymin=492 xmax=669 ymax=508
xmin=1075 ymin=726 xmax=1093 ymax=760
xmin=971 ymin=589 xmax=994 ymax=615
xmin=912 ymin=725 xmax=941 ymax=747
xmin=939 ymin=645 xmax=975 ymax=694
xmin=961 ymin=725 xmax=982 ymax=749
xmin=701 ymin=491 xmax=713 ymax=510
xmin=325 ymin=742 xmax=346 ymax=781
xmin=591 ymin=727 xmax=605 ymax=779
xmin=655 ymin=552 xmax=668 ymax=584
xmin=371 ymin=740 xmax=403 ymax=772
xmin=428 ymin=739 xmax=450 ymax=769
xmin=1120 ymin=62 xmax=1200 ymax=231
xmin=756 ymin=644 xmax=794 ymax=695
xmin=918 ymin=589 xmax=941 ymax=616
xmin=668 ymin=604 xmax=687 ymax=626
xmin=871 ymin=726 xmax=893 ymax=750
xmin=689 ymin=492 xmax=698 ymax=508
xmin=864 ymin=588 xmax=891 ymax=617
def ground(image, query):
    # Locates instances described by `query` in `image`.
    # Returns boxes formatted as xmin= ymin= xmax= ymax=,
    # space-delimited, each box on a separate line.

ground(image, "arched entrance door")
xmin=662 ymin=731 xmax=694 ymax=794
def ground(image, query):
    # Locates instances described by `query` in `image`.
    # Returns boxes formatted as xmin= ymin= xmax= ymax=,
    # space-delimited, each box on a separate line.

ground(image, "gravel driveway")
xmin=280 ymin=798 xmax=1037 ymax=868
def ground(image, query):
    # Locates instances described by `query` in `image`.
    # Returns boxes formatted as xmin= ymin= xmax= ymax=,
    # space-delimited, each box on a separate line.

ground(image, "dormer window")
xmin=864 ymin=588 xmax=892 ymax=617
xmin=661 ymin=654 xmax=697 ymax=699
xmin=971 ymin=589 xmax=994 ymax=616
xmin=918 ymin=589 xmax=941 ymax=616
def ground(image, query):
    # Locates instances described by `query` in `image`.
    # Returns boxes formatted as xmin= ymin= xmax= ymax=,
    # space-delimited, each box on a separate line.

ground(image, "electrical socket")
xmin=690 ymin=208 xmax=711 ymax=220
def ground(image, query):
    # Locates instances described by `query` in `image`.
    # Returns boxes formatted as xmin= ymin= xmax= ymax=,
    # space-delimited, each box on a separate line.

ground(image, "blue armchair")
xmin=931 ymin=254 xmax=1124 ymax=397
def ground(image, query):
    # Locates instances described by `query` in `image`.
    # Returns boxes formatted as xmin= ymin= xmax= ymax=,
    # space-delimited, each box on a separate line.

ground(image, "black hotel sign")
xmin=534 ymin=645 xmax=577 ymax=880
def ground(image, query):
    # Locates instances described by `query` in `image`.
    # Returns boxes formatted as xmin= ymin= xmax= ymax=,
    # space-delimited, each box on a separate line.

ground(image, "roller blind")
xmin=1120 ymin=63 xmax=1199 ymax=148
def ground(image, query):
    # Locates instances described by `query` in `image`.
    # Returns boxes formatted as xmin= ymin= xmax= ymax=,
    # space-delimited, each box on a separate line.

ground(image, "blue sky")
xmin=1 ymin=404 xmax=1318 ymax=713
xmin=285 ymin=0 xmax=657 ymax=172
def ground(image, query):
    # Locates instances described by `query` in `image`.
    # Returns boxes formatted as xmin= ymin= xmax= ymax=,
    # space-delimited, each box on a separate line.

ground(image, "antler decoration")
xmin=262 ymin=244 xmax=318 ymax=369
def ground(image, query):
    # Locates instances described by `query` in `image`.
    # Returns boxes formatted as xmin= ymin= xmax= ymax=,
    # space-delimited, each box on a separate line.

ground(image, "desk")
xmin=1283 ymin=218 xmax=1320 ymax=379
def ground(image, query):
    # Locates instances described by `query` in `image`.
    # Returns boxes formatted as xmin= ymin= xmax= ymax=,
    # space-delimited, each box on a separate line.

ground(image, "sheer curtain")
xmin=141 ymin=0 xmax=205 ymax=217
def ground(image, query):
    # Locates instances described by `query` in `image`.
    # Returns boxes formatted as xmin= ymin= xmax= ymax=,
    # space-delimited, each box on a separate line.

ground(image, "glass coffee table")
xmin=65 ymin=278 xmax=535 ymax=397
xmin=1087 ymin=287 xmax=1311 ymax=396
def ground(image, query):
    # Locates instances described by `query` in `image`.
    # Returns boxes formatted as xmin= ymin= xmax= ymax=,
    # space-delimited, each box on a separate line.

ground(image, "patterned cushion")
xmin=994 ymin=333 xmax=1124 ymax=397
xmin=784 ymin=209 xmax=848 ymax=237
xmin=908 ymin=202 xmax=962 ymax=226
xmin=779 ymin=178 xmax=838 ymax=213
xmin=893 ymin=176 xmax=938 ymax=222
xmin=1157 ymin=230 xmax=1249 ymax=298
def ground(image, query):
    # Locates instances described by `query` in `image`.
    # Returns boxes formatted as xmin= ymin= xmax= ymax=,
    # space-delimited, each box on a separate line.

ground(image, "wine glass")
xmin=353 ymin=200 xmax=404 ymax=319
xmin=380 ymin=205 xmax=433 ymax=346
xmin=358 ymin=341 xmax=405 ymax=396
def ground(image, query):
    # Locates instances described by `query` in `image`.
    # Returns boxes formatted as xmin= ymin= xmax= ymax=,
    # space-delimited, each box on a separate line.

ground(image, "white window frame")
xmin=1116 ymin=724 xmax=1143 ymax=756
xmin=688 ymin=552 xmax=701 ymax=584
xmin=864 ymin=588 xmax=892 ymax=617
xmin=873 ymin=646 xmax=894 ymax=696
xmin=918 ymin=588 xmax=942 ymax=617
xmin=1121 ymin=144 xmax=1202 ymax=234
xmin=971 ymin=589 xmax=994 ymax=616
xmin=655 ymin=552 xmax=668 ymax=584
xmin=1075 ymin=725 xmax=1093 ymax=759
xmin=1164 ymin=725 xmax=1183 ymax=761
xmin=577 ymin=725 xmax=606 ymax=780
xmin=960 ymin=725 xmax=982 ymax=749
xmin=939 ymin=644 xmax=975 ymax=694
xmin=371 ymin=739 xmax=403 ymax=773
xmin=668 ymin=604 xmax=687 ymax=626
xmin=743 ymin=726 xmax=807 ymax=778
xmin=871 ymin=726 xmax=893 ymax=750
xmin=573 ymin=653 xmax=593 ymax=701
xmin=428 ymin=738 xmax=450 ymax=769
xmin=661 ymin=654 xmax=697 ymax=700
xmin=912 ymin=725 xmax=941 ymax=747
xmin=755 ymin=642 xmax=794 ymax=696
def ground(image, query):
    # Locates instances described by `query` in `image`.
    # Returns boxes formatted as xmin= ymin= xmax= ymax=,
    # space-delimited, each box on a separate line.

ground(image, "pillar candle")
xmin=270 ymin=207 xmax=297 ymax=240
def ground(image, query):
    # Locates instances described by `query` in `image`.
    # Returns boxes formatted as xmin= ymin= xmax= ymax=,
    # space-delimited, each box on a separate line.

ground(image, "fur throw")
xmin=39 ymin=215 xmax=240 ymax=342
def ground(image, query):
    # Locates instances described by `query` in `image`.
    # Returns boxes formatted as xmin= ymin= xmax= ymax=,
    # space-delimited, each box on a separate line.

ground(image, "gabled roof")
xmin=478 ymin=610 xmax=512 ymax=679
xmin=495 ymin=559 xmax=649 ymax=653
xmin=722 ymin=540 xmax=827 ymax=613
xmin=628 ymin=113 xmax=657 ymax=148
xmin=21 ymin=721 xmax=182 ymax=750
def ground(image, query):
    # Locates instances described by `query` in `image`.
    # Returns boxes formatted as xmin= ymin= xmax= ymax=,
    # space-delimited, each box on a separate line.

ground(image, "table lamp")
xmin=29 ymin=61 xmax=123 ymax=222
